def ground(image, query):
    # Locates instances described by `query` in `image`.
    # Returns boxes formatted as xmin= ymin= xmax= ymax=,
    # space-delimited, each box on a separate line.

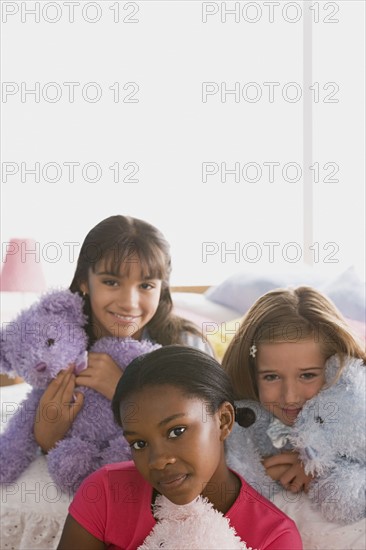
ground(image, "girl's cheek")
xmin=257 ymin=384 xmax=268 ymax=402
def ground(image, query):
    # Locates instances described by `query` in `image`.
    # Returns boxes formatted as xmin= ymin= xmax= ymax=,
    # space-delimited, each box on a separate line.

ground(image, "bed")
xmin=1 ymin=270 xmax=365 ymax=549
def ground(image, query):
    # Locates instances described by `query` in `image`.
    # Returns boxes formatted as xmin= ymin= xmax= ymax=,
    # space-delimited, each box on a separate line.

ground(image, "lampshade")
xmin=0 ymin=238 xmax=47 ymax=292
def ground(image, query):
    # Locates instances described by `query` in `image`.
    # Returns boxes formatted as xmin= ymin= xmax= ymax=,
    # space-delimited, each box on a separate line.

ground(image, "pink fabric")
xmin=69 ymin=461 xmax=302 ymax=550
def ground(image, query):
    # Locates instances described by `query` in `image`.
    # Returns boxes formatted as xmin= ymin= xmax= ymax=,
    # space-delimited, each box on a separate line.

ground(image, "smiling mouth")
xmin=112 ymin=313 xmax=140 ymax=322
xmin=157 ymin=474 xmax=188 ymax=490
xmin=282 ymin=408 xmax=302 ymax=417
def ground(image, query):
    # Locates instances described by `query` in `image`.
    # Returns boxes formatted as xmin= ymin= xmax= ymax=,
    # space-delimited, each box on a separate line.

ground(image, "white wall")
xmin=1 ymin=1 xmax=365 ymax=287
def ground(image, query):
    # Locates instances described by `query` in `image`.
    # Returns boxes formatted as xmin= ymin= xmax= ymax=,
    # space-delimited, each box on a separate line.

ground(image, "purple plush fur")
xmin=0 ymin=289 xmax=160 ymax=492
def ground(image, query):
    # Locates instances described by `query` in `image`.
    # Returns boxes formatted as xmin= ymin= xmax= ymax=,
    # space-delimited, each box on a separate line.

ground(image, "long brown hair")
xmin=222 ymin=286 xmax=366 ymax=399
xmin=69 ymin=215 xmax=201 ymax=347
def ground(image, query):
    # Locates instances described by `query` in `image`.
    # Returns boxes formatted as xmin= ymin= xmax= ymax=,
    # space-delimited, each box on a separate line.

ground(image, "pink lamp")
xmin=0 ymin=238 xmax=47 ymax=292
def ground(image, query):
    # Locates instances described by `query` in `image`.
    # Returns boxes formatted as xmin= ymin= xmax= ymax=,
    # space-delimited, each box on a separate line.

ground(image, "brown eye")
xmin=47 ymin=338 xmax=55 ymax=347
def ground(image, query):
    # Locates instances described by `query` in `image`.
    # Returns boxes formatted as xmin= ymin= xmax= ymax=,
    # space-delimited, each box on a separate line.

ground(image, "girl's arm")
xmin=180 ymin=331 xmax=215 ymax=358
xmin=57 ymin=515 xmax=105 ymax=550
xmin=263 ymin=451 xmax=313 ymax=493
xmin=34 ymin=366 xmax=84 ymax=452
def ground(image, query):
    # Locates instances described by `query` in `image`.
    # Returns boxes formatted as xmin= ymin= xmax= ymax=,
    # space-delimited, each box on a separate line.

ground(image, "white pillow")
xmin=205 ymin=273 xmax=282 ymax=314
xmin=204 ymin=267 xmax=365 ymax=322
xmin=204 ymin=268 xmax=326 ymax=315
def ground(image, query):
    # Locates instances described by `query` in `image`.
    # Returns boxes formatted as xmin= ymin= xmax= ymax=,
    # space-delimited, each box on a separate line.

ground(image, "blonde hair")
xmin=222 ymin=286 xmax=366 ymax=400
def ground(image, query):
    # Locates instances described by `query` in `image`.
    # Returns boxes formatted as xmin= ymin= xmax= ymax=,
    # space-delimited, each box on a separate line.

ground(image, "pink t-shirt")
xmin=69 ymin=461 xmax=302 ymax=550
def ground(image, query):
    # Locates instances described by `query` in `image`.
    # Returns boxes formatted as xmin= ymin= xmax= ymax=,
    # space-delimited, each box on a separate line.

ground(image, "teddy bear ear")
xmin=41 ymin=289 xmax=86 ymax=326
xmin=235 ymin=406 xmax=256 ymax=427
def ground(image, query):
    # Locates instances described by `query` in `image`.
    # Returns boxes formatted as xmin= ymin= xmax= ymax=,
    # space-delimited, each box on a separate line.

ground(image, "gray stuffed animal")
xmin=225 ymin=355 xmax=366 ymax=524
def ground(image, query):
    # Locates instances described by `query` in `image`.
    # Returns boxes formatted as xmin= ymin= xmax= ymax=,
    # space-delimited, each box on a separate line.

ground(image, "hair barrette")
xmin=249 ymin=344 xmax=257 ymax=358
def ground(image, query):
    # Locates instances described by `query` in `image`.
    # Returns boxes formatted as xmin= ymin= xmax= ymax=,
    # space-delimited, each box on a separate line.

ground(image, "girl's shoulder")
xmin=80 ymin=460 xmax=145 ymax=487
xmin=75 ymin=461 xmax=152 ymax=507
xmin=231 ymin=468 xmax=294 ymax=516
xmin=228 ymin=469 xmax=302 ymax=549
xmin=143 ymin=326 xmax=215 ymax=357
xmin=69 ymin=462 xmax=155 ymax=547
xmin=179 ymin=331 xmax=215 ymax=357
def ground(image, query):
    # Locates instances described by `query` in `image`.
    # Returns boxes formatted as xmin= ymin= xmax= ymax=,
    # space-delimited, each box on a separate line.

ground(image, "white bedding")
xmin=272 ymin=492 xmax=366 ymax=550
xmin=1 ymin=383 xmax=70 ymax=550
xmin=1 ymin=456 xmax=71 ymax=549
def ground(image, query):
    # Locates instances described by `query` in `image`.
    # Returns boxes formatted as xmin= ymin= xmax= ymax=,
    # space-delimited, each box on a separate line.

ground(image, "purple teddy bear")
xmin=0 ymin=289 xmax=160 ymax=492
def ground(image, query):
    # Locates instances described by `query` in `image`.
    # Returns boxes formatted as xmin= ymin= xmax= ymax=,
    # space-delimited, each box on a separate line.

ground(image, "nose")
xmin=148 ymin=445 xmax=176 ymax=470
xmin=117 ymin=287 xmax=139 ymax=311
xmin=35 ymin=362 xmax=47 ymax=372
xmin=282 ymin=380 xmax=301 ymax=406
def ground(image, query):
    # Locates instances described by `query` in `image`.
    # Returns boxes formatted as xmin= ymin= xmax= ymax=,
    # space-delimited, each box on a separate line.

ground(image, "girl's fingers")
xmin=34 ymin=367 xmax=84 ymax=452
xmin=43 ymin=365 xmax=75 ymax=399
xmin=75 ymin=366 xmax=92 ymax=377
xmin=263 ymin=453 xmax=295 ymax=468
xmin=53 ymin=367 xmax=77 ymax=401
xmin=265 ymin=464 xmax=289 ymax=481
xmin=303 ymin=478 xmax=312 ymax=493
xmin=279 ymin=467 xmax=297 ymax=488
xmin=279 ymin=463 xmax=311 ymax=493
xmin=69 ymin=392 xmax=84 ymax=421
xmin=74 ymin=353 xmax=121 ymax=399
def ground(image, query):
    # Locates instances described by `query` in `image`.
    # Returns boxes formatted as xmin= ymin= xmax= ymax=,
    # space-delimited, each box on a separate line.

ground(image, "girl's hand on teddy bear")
xmin=263 ymin=452 xmax=313 ymax=493
xmin=34 ymin=365 xmax=85 ymax=453
xmin=261 ymin=457 xmax=290 ymax=482
xmin=75 ymin=353 xmax=122 ymax=400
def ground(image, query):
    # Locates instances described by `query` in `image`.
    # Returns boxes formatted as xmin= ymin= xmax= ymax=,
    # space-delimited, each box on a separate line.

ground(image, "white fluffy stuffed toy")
xmin=290 ymin=355 xmax=366 ymax=524
xmin=138 ymin=494 xmax=251 ymax=550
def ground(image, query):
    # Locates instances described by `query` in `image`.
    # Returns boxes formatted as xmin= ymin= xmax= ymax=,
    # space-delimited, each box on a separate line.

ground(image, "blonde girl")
xmin=222 ymin=286 xmax=365 ymax=524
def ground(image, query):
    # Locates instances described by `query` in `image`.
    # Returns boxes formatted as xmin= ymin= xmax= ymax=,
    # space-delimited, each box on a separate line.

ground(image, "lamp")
xmin=0 ymin=238 xmax=47 ymax=292
xmin=1 ymin=238 xmax=47 ymax=319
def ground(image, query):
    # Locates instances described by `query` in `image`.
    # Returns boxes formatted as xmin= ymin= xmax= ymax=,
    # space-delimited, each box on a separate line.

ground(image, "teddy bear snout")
xmin=35 ymin=362 xmax=47 ymax=372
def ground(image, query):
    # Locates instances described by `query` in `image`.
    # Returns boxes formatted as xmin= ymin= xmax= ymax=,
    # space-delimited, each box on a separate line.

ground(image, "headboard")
xmin=170 ymin=286 xmax=210 ymax=294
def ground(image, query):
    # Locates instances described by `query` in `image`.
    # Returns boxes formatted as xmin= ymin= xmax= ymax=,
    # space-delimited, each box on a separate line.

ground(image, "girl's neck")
xmin=203 ymin=468 xmax=241 ymax=515
xmin=151 ymin=470 xmax=240 ymax=516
